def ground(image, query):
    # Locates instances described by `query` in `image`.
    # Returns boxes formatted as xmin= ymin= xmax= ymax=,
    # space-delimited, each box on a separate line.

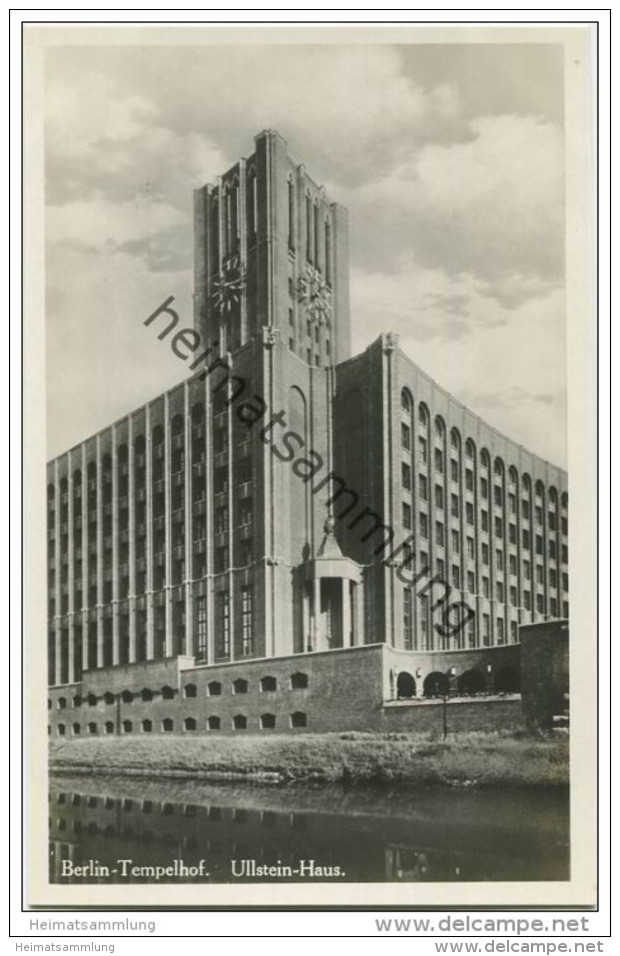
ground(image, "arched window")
xmin=290 ymin=672 xmax=308 ymax=690
xmin=324 ymin=218 xmax=331 ymax=283
xmin=465 ymin=438 xmax=475 ymax=460
xmin=57 ymin=724 xmax=66 ymax=736
xmin=233 ymin=714 xmax=247 ymax=730
xmin=207 ymin=681 xmax=222 ymax=697
xmin=290 ymin=711 xmax=307 ymax=729
xmin=313 ymin=200 xmax=320 ymax=269
xmin=141 ymin=719 xmax=152 ymax=733
xmin=57 ymin=697 xmax=67 ymax=710
xmin=418 ymin=403 xmax=429 ymax=427
xmin=260 ymin=676 xmax=277 ymax=692
xmin=87 ymin=694 xmax=97 ymax=707
xmin=162 ymin=718 xmax=174 ymax=733
xmin=232 ymin=678 xmax=248 ymax=695
xmin=72 ymin=723 xmax=81 ymax=735
xmin=287 ymin=175 xmax=295 ymax=251
xmin=260 ymin=713 xmax=276 ymax=730
xmin=434 ymin=416 xmax=445 ymax=440
xmin=103 ymin=693 xmax=114 ymax=706
xmin=248 ymin=169 xmax=257 ymax=240
xmin=509 ymin=465 xmax=518 ymax=487
xmin=121 ymin=690 xmax=133 ymax=704
xmin=183 ymin=684 xmax=197 ymax=699
xmin=88 ymin=722 xmax=98 ymax=735
xmin=396 ymin=672 xmax=416 ymax=699
xmin=207 ymin=716 xmax=221 ymax=731
xmin=140 ymin=688 xmax=153 ymax=702
xmin=401 ymin=388 xmax=413 ymax=413
xmin=184 ymin=717 xmax=196 ymax=732
xmin=122 ymin=720 xmax=132 ymax=734
xmin=104 ymin=721 xmax=114 ymax=735
xmin=305 ymin=192 xmax=312 ymax=262
xmin=161 ymin=686 xmax=174 ymax=700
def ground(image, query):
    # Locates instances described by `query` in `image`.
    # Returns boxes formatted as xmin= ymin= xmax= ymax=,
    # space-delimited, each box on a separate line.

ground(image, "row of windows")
xmin=52 ymin=711 xmax=308 ymax=736
xmin=49 ymin=672 xmax=309 ymax=709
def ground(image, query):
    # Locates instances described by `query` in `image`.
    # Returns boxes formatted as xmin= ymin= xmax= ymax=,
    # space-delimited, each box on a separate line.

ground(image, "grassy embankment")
xmin=49 ymin=730 xmax=569 ymax=789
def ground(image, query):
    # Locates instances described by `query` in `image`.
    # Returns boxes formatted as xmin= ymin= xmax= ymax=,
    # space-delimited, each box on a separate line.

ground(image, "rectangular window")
xmin=523 ymin=529 xmax=530 ymax=549
xmin=522 ymin=500 xmax=530 ymax=520
xmin=524 ymin=590 xmax=531 ymax=610
xmin=483 ymin=613 xmax=490 ymax=646
xmin=418 ymin=474 xmax=428 ymax=500
xmin=495 ymin=517 xmax=503 ymax=538
xmin=561 ymin=517 xmax=568 ymax=535
xmin=452 ymin=565 xmax=460 ymax=588
xmin=418 ymin=436 xmax=428 ymax=464
xmin=537 ymin=594 xmax=545 ymax=614
xmin=509 ymin=554 xmax=517 ymax=575
xmin=402 ymin=463 xmax=412 ymax=490
xmin=466 ymin=502 xmax=474 ymax=525
xmin=535 ymin=506 xmax=543 ymax=525
xmin=509 ymin=493 xmax=516 ymax=514
xmin=481 ymin=478 xmax=489 ymax=499
xmin=435 ymin=484 xmax=444 ymax=509
xmin=434 ymin=448 xmax=444 ymax=473
xmin=536 ymin=535 xmax=543 ymax=555
xmin=510 ymin=586 xmax=517 ymax=606
xmin=523 ymin=560 xmax=531 ymax=580
xmin=497 ymin=617 xmax=505 ymax=645
xmin=450 ymin=459 xmax=458 ymax=482
xmin=481 ymin=510 xmax=489 ymax=532
xmin=536 ymin=564 xmax=544 ymax=584
xmin=436 ymin=521 xmax=444 ymax=547
xmin=419 ymin=595 xmax=430 ymax=650
xmin=403 ymin=588 xmax=413 ymax=650
xmin=562 ymin=572 xmax=569 ymax=591
xmin=496 ymin=582 xmax=504 ymax=602
xmin=509 ymin=523 xmax=517 ymax=544
xmin=549 ymin=540 xmax=557 ymax=559
xmin=195 ymin=596 xmax=207 ymax=661
xmin=466 ymin=536 xmax=475 ymax=560
xmin=402 ymin=502 xmax=412 ymax=530
xmin=494 ymin=486 xmax=502 ymax=507
xmin=215 ymin=591 xmax=230 ymax=658
xmin=436 ymin=557 xmax=445 ymax=580
xmin=241 ymin=586 xmax=253 ymax=656
xmin=550 ymin=598 xmax=558 ymax=617
xmin=482 ymin=576 xmax=490 ymax=598
xmin=451 ymin=494 xmax=459 ymax=517
xmin=467 ymin=570 xmax=475 ymax=593
xmin=496 ymin=549 xmax=504 ymax=571
xmin=465 ymin=469 xmax=474 ymax=491
xmin=510 ymin=620 xmax=518 ymax=643
xmin=561 ymin=545 xmax=568 ymax=563
xmin=419 ymin=513 xmax=428 ymax=539
xmin=451 ymin=529 xmax=460 ymax=553
xmin=401 ymin=423 xmax=411 ymax=450
xmin=550 ymin=569 xmax=557 ymax=588
xmin=549 ymin=511 xmax=557 ymax=531
xmin=482 ymin=543 xmax=489 ymax=565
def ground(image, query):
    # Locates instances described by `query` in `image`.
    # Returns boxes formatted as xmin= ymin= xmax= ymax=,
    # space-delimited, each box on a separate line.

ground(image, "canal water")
xmin=49 ymin=774 xmax=569 ymax=884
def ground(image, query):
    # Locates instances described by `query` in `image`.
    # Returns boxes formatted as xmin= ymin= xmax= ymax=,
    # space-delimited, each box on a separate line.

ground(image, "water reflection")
xmin=49 ymin=774 xmax=569 ymax=884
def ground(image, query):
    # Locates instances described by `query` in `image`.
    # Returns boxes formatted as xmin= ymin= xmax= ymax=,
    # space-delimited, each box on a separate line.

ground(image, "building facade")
xmin=46 ymin=130 xmax=569 ymax=734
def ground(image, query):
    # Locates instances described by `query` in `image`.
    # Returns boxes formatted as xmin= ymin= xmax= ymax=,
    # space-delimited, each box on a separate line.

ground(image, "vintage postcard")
xmin=22 ymin=22 xmax=598 ymax=910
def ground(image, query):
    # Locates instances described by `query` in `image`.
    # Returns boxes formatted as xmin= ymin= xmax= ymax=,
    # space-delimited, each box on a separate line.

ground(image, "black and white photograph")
xmin=21 ymin=21 xmax=599 ymax=911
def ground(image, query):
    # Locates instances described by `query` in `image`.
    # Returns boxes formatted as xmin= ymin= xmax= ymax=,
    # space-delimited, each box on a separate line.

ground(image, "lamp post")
xmin=486 ymin=663 xmax=493 ymax=696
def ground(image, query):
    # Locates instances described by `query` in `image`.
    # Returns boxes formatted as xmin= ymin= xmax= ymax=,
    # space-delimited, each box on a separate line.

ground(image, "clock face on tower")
xmin=296 ymin=263 xmax=332 ymax=325
xmin=212 ymin=256 xmax=246 ymax=315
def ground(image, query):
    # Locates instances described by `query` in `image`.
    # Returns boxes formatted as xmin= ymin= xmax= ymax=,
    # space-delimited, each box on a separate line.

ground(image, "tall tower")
xmin=193 ymin=129 xmax=351 ymax=365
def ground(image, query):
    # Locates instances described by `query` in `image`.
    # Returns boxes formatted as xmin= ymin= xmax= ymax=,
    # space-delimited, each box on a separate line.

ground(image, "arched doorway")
xmin=494 ymin=667 xmax=520 ymax=694
xmin=423 ymin=672 xmax=449 ymax=698
xmin=396 ymin=671 xmax=416 ymax=699
xmin=457 ymin=669 xmax=486 ymax=696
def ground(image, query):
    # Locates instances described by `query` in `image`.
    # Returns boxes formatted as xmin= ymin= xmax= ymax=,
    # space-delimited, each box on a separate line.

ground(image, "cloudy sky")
xmin=45 ymin=39 xmax=567 ymax=466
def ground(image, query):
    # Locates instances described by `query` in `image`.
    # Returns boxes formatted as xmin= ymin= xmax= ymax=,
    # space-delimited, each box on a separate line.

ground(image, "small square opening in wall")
xmin=260 ymin=676 xmax=277 ymax=692
xmin=183 ymin=684 xmax=197 ymax=699
xmin=290 ymin=711 xmax=307 ymax=729
xmin=141 ymin=719 xmax=152 ymax=733
xmin=88 ymin=722 xmax=98 ymax=735
xmin=162 ymin=718 xmax=174 ymax=733
xmin=207 ymin=681 xmax=222 ymax=697
xmin=233 ymin=714 xmax=247 ymax=730
xmin=122 ymin=720 xmax=132 ymax=734
xmin=290 ymin=672 xmax=308 ymax=690
xmin=184 ymin=717 xmax=197 ymax=731
xmin=104 ymin=722 xmax=114 ymax=735
xmin=207 ymin=716 xmax=221 ymax=731
xmin=260 ymin=713 xmax=276 ymax=730
xmin=233 ymin=679 xmax=248 ymax=695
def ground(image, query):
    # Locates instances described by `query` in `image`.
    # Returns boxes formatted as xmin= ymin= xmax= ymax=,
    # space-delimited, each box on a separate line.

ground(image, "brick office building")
xmin=47 ymin=131 xmax=569 ymax=735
